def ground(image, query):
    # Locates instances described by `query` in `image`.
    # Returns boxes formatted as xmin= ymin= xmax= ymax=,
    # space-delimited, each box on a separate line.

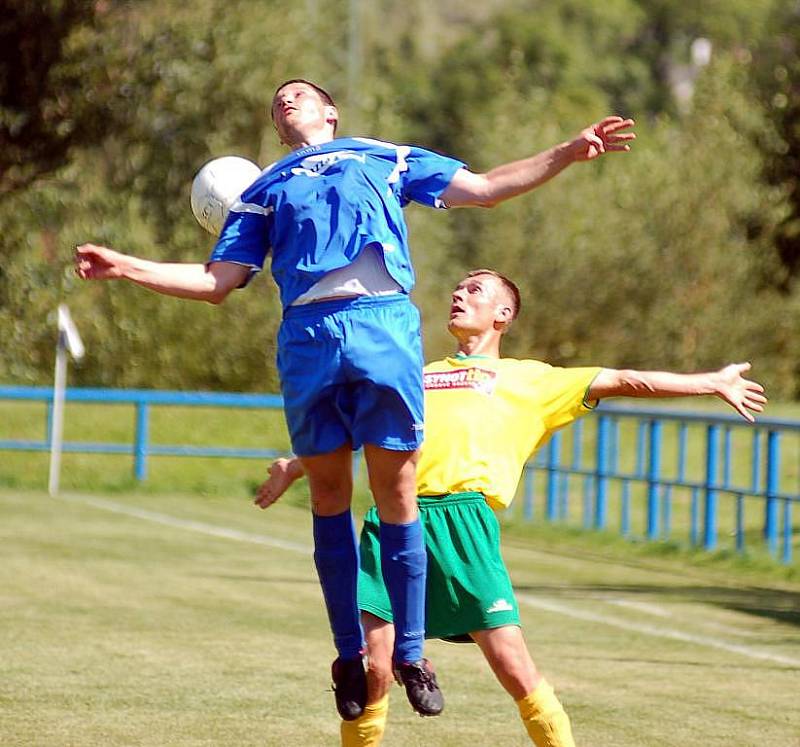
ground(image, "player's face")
xmin=271 ymin=83 xmax=335 ymax=144
xmin=448 ymin=274 xmax=512 ymax=336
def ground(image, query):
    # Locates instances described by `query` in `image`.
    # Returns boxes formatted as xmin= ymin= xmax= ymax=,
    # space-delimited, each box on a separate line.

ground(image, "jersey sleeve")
xmin=207 ymin=207 xmax=271 ymax=287
xmin=531 ymin=366 xmax=603 ymax=432
xmin=399 ymin=146 xmax=466 ymax=208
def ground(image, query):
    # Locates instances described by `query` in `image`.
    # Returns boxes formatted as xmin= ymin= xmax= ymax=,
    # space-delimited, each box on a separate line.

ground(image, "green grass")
xmin=1 ymin=487 xmax=799 ymax=746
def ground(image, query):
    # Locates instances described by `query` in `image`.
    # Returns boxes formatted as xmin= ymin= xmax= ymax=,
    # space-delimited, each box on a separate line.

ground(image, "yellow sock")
xmin=340 ymin=694 xmax=390 ymax=747
xmin=516 ymin=679 xmax=576 ymax=747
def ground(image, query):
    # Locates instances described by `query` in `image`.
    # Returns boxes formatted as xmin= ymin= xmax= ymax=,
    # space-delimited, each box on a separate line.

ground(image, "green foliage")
xmin=0 ymin=0 xmax=103 ymax=194
xmin=1 ymin=0 xmax=799 ymax=398
xmin=751 ymin=0 xmax=800 ymax=279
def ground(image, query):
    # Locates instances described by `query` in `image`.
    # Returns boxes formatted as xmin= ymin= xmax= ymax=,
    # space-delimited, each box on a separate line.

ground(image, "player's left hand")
xmin=75 ymin=243 xmax=128 ymax=280
xmin=715 ymin=362 xmax=768 ymax=422
xmin=573 ymin=116 xmax=636 ymax=161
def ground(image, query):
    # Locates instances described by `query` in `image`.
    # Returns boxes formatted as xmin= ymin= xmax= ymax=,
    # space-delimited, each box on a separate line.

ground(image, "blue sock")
xmin=379 ymin=518 xmax=427 ymax=663
xmin=313 ymin=510 xmax=364 ymax=659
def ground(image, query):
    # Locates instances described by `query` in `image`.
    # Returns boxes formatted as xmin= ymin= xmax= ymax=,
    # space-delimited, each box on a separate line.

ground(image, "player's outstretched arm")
xmin=441 ymin=116 xmax=635 ymax=208
xmin=588 ymin=363 xmax=767 ymax=422
xmin=75 ymin=243 xmax=250 ymax=304
xmin=254 ymin=457 xmax=305 ymax=509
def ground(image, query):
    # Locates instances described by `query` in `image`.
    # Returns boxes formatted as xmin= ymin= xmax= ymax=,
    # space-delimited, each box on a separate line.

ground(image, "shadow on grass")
xmin=512 ymin=581 xmax=800 ymax=627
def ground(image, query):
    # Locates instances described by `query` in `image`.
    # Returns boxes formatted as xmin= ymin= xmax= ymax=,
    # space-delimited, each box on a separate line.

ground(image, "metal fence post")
xmin=690 ymin=487 xmax=700 ymax=546
xmin=546 ymin=432 xmax=561 ymax=521
xmin=783 ymin=499 xmax=793 ymax=565
xmin=594 ymin=415 xmax=610 ymax=529
xmin=646 ymin=419 xmax=662 ymax=540
xmin=134 ymin=401 xmax=149 ymax=481
xmin=704 ymin=424 xmax=720 ymax=551
xmin=751 ymin=429 xmax=761 ymax=494
xmin=765 ymin=430 xmax=780 ymax=556
xmin=735 ymin=494 xmax=745 ymax=554
xmin=523 ymin=466 xmax=534 ymax=521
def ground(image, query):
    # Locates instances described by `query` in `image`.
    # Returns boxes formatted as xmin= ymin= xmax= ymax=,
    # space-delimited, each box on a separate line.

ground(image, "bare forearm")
xmin=588 ymin=363 xmax=766 ymax=423
xmin=481 ymin=141 xmax=578 ymax=205
xmin=442 ymin=115 xmax=634 ymax=208
xmin=444 ymin=141 xmax=578 ymax=208
xmin=590 ymin=369 xmax=718 ymax=400
xmin=119 ymin=256 xmax=227 ymax=303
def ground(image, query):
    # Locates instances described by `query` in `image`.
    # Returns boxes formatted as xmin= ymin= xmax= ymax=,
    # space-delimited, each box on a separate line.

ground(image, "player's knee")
xmin=307 ymin=475 xmax=353 ymax=514
xmin=310 ymin=492 xmax=351 ymax=515
xmin=366 ymin=656 xmax=394 ymax=697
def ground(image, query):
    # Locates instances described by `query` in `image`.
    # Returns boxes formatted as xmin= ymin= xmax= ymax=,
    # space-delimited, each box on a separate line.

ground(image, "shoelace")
xmin=405 ymin=664 xmax=436 ymax=691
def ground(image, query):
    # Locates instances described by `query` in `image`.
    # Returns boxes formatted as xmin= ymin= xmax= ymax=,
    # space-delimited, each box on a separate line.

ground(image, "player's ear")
xmin=497 ymin=304 xmax=513 ymax=323
xmin=325 ymin=105 xmax=338 ymax=129
xmin=494 ymin=304 xmax=513 ymax=331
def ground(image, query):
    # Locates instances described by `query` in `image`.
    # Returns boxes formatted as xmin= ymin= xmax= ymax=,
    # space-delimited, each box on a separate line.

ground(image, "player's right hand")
xmin=254 ymin=457 xmax=303 ymax=509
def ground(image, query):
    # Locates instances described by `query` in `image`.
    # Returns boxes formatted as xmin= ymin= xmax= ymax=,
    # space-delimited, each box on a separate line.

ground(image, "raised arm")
xmin=588 ymin=363 xmax=767 ymax=422
xmin=75 ymin=243 xmax=250 ymax=304
xmin=441 ymin=116 xmax=635 ymax=208
xmin=254 ymin=457 xmax=305 ymax=509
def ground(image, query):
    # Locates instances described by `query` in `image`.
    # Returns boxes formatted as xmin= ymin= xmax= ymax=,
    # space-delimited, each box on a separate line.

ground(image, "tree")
xmin=0 ymin=1 xmax=108 ymax=195
xmin=752 ymin=1 xmax=800 ymax=281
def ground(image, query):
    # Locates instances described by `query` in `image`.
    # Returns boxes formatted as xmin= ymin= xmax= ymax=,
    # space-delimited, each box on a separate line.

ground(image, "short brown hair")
xmin=466 ymin=268 xmax=521 ymax=320
xmin=273 ymin=78 xmax=336 ymax=107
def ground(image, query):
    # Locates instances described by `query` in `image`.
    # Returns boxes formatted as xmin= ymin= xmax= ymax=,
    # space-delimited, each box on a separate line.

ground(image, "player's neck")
xmin=286 ymin=129 xmax=336 ymax=150
xmin=454 ymin=333 xmax=501 ymax=359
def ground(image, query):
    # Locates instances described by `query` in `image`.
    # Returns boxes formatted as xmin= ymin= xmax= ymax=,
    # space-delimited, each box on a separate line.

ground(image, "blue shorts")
xmin=277 ymin=294 xmax=424 ymax=457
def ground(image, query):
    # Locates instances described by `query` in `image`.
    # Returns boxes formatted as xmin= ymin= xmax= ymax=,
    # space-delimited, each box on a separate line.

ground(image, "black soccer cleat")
xmin=394 ymin=658 xmax=444 ymax=717
xmin=331 ymin=655 xmax=367 ymax=721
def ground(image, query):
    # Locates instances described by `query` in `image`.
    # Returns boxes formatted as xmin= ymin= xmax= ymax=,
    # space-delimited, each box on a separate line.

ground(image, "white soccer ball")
xmin=190 ymin=156 xmax=262 ymax=236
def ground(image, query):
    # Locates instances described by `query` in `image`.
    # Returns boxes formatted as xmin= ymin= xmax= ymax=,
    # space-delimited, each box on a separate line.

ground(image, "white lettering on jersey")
xmin=291 ymin=151 xmax=366 ymax=178
xmin=423 ymin=367 xmax=497 ymax=395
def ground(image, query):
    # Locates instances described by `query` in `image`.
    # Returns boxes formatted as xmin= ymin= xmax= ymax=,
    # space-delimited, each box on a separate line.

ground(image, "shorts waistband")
xmin=417 ymin=492 xmax=486 ymax=508
xmin=283 ymin=292 xmax=410 ymax=320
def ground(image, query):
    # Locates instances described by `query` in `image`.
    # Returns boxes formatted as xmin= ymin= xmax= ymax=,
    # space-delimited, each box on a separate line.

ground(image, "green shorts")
xmin=358 ymin=492 xmax=520 ymax=641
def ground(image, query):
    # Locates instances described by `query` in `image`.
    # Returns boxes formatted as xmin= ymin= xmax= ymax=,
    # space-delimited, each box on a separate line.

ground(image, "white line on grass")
xmin=606 ymin=598 xmax=672 ymax=618
xmin=516 ymin=593 xmax=800 ymax=668
xmin=65 ymin=494 xmax=312 ymax=554
xmin=67 ymin=493 xmax=800 ymax=669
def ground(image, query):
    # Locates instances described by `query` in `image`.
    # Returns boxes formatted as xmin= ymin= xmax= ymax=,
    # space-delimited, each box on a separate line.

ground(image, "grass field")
xmin=2 ymin=487 xmax=799 ymax=746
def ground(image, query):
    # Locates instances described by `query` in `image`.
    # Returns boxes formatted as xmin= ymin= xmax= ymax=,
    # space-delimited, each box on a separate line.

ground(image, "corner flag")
xmin=49 ymin=305 xmax=85 ymax=496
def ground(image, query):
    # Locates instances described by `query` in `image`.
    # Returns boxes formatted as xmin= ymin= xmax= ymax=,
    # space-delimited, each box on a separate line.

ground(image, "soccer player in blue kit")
xmin=75 ymin=79 xmax=635 ymax=721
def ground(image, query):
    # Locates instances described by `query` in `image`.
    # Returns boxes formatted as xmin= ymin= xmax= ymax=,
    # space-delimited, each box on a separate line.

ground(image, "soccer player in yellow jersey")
xmin=255 ymin=269 xmax=766 ymax=747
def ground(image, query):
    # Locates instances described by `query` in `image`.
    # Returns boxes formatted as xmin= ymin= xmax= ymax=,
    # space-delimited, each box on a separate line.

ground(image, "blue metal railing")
xmin=1 ymin=387 xmax=797 ymax=563
xmin=0 ymin=385 xmax=287 ymax=481
xmin=521 ymin=405 xmax=798 ymax=564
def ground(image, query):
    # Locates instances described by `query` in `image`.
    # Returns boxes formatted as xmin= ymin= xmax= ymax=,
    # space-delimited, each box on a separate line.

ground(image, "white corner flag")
xmin=49 ymin=305 xmax=85 ymax=497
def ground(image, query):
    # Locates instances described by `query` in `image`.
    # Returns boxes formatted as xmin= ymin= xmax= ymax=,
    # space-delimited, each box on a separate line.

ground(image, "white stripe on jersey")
xmin=229 ymin=199 xmax=273 ymax=217
xmin=353 ymin=137 xmax=410 ymax=185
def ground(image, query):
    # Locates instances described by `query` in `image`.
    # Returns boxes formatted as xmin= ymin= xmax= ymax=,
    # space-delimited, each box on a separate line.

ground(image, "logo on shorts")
xmin=486 ymin=598 xmax=514 ymax=614
xmin=423 ymin=367 xmax=497 ymax=395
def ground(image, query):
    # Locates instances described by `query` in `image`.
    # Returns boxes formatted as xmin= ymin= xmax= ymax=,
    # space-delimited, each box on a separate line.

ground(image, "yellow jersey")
xmin=416 ymin=355 xmax=601 ymax=509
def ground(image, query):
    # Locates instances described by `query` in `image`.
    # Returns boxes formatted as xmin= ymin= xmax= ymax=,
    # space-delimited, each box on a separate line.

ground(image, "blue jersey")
xmin=208 ymin=137 xmax=466 ymax=309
